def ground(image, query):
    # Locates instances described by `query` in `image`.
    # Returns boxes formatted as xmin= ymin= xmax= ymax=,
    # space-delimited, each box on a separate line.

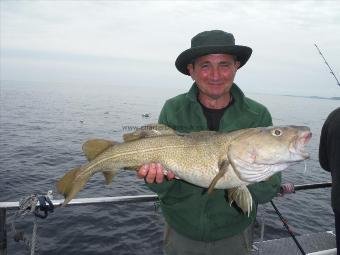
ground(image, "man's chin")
xmin=206 ymin=91 xmax=228 ymax=100
xmin=208 ymin=94 xmax=224 ymax=100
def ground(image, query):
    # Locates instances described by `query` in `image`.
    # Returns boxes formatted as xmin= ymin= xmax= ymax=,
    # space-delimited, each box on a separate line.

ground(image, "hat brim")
xmin=175 ymin=45 xmax=252 ymax=75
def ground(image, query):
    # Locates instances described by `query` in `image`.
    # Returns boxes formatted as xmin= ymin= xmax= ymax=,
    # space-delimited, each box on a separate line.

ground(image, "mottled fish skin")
xmin=57 ymin=125 xmax=311 ymax=213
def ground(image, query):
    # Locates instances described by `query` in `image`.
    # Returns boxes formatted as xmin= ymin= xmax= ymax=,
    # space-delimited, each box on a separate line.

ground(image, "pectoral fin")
xmin=227 ymin=185 xmax=253 ymax=216
xmin=82 ymin=139 xmax=115 ymax=161
xmin=207 ymin=160 xmax=229 ymax=194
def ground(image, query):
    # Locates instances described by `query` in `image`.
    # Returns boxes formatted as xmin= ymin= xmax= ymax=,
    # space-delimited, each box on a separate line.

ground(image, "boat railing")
xmin=0 ymin=194 xmax=159 ymax=210
xmin=0 ymin=182 xmax=333 ymax=255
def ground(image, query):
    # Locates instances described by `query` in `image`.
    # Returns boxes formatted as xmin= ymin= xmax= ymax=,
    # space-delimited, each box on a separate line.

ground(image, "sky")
xmin=1 ymin=0 xmax=340 ymax=97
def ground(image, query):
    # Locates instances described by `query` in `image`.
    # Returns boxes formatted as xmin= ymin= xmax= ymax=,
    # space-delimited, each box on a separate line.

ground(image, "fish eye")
xmin=272 ymin=129 xmax=283 ymax=136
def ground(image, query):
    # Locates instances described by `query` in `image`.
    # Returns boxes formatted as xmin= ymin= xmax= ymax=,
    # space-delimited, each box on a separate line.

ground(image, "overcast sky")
xmin=1 ymin=1 xmax=339 ymax=97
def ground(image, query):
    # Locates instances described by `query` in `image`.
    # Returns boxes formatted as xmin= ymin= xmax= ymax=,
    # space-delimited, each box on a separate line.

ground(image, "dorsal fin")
xmin=82 ymin=139 xmax=115 ymax=161
xmin=123 ymin=124 xmax=176 ymax=142
xmin=189 ymin=131 xmax=216 ymax=137
xmin=176 ymin=130 xmax=217 ymax=138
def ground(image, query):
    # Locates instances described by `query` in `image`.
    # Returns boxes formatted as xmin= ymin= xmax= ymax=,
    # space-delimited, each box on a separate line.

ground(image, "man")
xmin=138 ymin=30 xmax=281 ymax=255
xmin=319 ymin=107 xmax=340 ymax=255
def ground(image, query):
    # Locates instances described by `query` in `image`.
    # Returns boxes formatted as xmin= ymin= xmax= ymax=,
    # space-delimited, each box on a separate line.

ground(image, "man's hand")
xmin=137 ymin=163 xmax=175 ymax=183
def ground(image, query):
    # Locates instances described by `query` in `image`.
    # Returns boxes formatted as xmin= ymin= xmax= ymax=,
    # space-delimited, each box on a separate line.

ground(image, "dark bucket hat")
xmin=175 ymin=30 xmax=252 ymax=75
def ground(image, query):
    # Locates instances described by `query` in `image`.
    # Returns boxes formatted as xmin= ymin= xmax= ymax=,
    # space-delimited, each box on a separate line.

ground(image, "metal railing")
xmin=0 ymin=182 xmax=332 ymax=255
xmin=0 ymin=194 xmax=158 ymax=210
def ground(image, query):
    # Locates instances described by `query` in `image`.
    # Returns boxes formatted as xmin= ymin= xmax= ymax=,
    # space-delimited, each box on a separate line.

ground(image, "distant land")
xmin=282 ymin=94 xmax=340 ymax=101
xmin=1 ymin=80 xmax=339 ymax=100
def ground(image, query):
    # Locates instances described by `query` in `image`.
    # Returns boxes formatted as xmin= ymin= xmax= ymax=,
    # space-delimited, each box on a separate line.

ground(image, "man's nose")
xmin=210 ymin=67 xmax=221 ymax=80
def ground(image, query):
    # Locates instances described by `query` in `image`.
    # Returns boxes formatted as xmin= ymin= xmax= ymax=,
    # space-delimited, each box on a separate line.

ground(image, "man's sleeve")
xmin=158 ymin=101 xmax=168 ymax=125
xmin=248 ymin=173 xmax=282 ymax=204
xmin=319 ymin=118 xmax=330 ymax=172
xmin=259 ymin=107 xmax=273 ymax=127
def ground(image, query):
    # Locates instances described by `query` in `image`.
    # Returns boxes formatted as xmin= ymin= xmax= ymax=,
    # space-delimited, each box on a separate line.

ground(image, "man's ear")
xmin=187 ymin=63 xmax=195 ymax=80
xmin=235 ymin=61 xmax=241 ymax=69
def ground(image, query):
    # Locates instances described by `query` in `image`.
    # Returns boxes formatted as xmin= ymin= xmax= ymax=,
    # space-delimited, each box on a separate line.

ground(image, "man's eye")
xmin=221 ymin=63 xmax=231 ymax=68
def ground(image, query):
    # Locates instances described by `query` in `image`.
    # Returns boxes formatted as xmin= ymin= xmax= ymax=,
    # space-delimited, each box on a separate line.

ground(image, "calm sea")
xmin=0 ymin=80 xmax=339 ymax=254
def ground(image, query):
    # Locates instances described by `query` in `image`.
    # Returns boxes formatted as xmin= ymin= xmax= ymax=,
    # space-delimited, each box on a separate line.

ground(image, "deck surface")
xmin=250 ymin=232 xmax=336 ymax=255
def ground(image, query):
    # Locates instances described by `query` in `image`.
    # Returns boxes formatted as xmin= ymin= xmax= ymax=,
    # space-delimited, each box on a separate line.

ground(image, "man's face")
xmin=187 ymin=54 xmax=240 ymax=100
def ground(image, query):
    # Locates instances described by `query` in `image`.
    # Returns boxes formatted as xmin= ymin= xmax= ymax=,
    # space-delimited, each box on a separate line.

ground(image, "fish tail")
xmin=56 ymin=166 xmax=91 ymax=205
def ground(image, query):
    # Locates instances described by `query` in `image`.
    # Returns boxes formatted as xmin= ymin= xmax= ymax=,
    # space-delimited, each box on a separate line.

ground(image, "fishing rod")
xmin=314 ymin=43 xmax=340 ymax=87
xmin=294 ymin=182 xmax=332 ymax=191
xmin=270 ymin=182 xmax=332 ymax=255
xmin=270 ymin=200 xmax=306 ymax=255
xmin=280 ymin=182 xmax=332 ymax=194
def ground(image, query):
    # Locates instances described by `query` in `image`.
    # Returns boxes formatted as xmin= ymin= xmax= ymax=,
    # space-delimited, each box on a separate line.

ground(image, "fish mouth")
xmin=289 ymin=129 xmax=312 ymax=159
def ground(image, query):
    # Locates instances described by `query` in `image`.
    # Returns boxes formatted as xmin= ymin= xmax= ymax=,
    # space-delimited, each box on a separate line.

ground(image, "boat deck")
xmin=251 ymin=232 xmax=336 ymax=255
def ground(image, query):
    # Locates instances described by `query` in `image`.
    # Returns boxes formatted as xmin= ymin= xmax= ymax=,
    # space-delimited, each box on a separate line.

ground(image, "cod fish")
xmin=57 ymin=124 xmax=311 ymax=214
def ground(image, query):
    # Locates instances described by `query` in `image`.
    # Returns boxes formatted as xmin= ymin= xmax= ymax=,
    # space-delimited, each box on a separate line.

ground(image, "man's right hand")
xmin=137 ymin=163 xmax=175 ymax=184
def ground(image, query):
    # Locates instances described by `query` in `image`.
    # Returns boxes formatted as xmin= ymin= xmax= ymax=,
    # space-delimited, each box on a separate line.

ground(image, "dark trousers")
xmin=163 ymin=223 xmax=254 ymax=255
xmin=335 ymin=210 xmax=340 ymax=255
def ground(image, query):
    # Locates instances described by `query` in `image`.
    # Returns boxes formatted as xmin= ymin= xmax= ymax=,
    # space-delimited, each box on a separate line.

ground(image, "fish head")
xmin=228 ymin=126 xmax=312 ymax=183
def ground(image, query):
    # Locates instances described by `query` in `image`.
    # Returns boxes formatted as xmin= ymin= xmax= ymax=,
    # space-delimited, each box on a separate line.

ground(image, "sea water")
xmin=0 ymin=80 xmax=338 ymax=254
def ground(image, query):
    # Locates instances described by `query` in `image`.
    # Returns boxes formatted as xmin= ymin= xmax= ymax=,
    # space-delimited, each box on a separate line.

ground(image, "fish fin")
xmin=227 ymin=185 xmax=253 ymax=216
xmin=56 ymin=166 xmax=92 ymax=205
xmin=123 ymin=124 xmax=176 ymax=142
xmin=177 ymin=130 xmax=216 ymax=137
xmin=207 ymin=160 xmax=229 ymax=194
xmin=123 ymin=166 xmax=139 ymax=171
xmin=82 ymin=139 xmax=116 ymax=161
xmin=103 ymin=171 xmax=118 ymax=184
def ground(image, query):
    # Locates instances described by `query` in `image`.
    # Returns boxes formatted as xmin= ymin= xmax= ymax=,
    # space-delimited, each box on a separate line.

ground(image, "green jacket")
xmin=147 ymin=83 xmax=281 ymax=241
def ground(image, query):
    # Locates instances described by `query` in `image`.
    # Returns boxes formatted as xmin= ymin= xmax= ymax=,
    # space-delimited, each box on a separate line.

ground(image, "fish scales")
xmin=82 ymin=134 xmax=228 ymax=187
